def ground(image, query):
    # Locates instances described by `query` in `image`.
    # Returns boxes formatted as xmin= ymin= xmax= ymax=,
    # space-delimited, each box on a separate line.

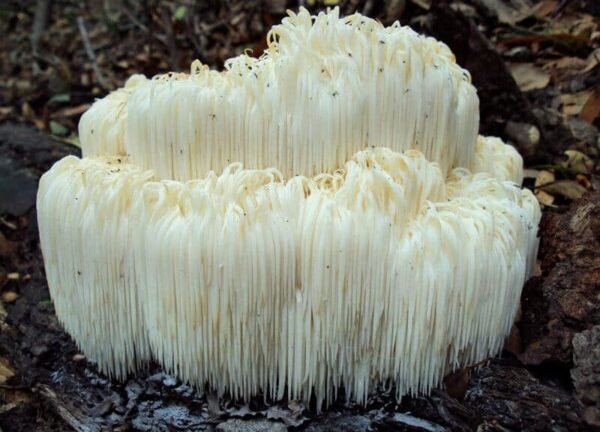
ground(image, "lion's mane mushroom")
xmin=37 ymin=8 xmax=540 ymax=408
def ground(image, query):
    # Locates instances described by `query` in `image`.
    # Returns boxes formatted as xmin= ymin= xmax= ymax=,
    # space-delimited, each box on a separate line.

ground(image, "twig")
xmin=76 ymin=16 xmax=112 ymax=91
xmin=121 ymin=7 xmax=169 ymax=47
xmin=37 ymin=384 xmax=100 ymax=432
xmin=31 ymin=0 xmax=53 ymax=75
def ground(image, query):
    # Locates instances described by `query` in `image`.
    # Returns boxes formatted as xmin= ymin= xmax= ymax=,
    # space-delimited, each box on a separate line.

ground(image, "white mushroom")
xmin=79 ymin=8 xmax=480 ymax=181
xmin=37 ymin=7 xmax=540 ymax=409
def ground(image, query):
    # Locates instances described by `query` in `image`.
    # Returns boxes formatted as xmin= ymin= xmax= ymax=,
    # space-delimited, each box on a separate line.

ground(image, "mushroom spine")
xmin=38 ymin=7 xmax=540 ymax=409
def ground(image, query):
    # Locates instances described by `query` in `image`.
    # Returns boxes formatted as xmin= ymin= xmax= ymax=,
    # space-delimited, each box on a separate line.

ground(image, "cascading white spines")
xmin=38 ymin=7 xmax=540 ymax=410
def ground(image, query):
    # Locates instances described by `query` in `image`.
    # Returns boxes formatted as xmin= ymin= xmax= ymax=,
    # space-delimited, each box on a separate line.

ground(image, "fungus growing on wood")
xmin=37 ymin=8 xmax=540 ymax=408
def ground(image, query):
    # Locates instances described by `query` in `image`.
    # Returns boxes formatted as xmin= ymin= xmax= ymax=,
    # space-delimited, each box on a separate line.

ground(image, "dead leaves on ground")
xmin=486 ymin=1 xmax=599 ymax=204
xmin=0 ymin=358 xmax=15 ymax=385
xmin=497 ymin=2 xmax=600 ymax=127
xmin=530 ymin=150 xmax=595 ymax=206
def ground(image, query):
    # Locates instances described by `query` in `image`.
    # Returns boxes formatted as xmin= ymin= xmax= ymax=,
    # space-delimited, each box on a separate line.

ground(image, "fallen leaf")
xmin=579 ymin=87 xmax=600 ymax=124
xmin=582 ymin=48 xmax=600 ymax=73
xmin=569 ymin=13 xmax=597 ymax=39
xmin=443 ymin=368 xmax=470 ymax=400
xmin=0 ymin=232 xmax=16 ymax=258
xmin=51 ymin=103 xmax=92 ymax=119
xmin=576 ymin=174 xmax=592 ymax=189
xmin=542 ymin=48 xmax=600 ymax=84
xmin=535 ymin=170 xmax=555 ymax=187
xmin=50 ymin=120 xmax=69 ymax=136
xmin=539 ymin=180 xmax=588 ymax=200
xmin=563 ymin=150 xmax=594 ymax=174
xmin=21 ymin=102 xmax=44 ymax=129
xmin=543 ymin=56 xmax=587 ymax=82
xmin=173 ymin=5 xmax=187 ymax=21
xmin=523 ymin=168 xmax=540 ymax=179
xmin=532 ymin=0 xmax=558 ymax=17
xmin=535 ymin=170 xmax=556 ymax=206
xmin=480 ymin=0 xmax=533 ymax=25
xmin=0 ymin=403 xmax=19 ymax=415
xmin=508 ymin=63 xmax=551 ymax=91
xmin=536 ymin=190 xmax=555 ymax=206
xmin=47 ymin=93 xmax=71 ymax=104
xmin=0 ymin=107 xmax=14 ymax=121
xmin=409 ymin=0 xmax=431 ymax=10
xmin=0 ymin=218 xmax=17 ymax=230
xmin=0 ymin=357 xmax=15 ymax=384
xmin=561 ymin=89 xmax=595 ymax=116
xmin=21 ymin=101 xmax=35 ymax=121
xmin=1 ymin=292 xmax=18 ymax=303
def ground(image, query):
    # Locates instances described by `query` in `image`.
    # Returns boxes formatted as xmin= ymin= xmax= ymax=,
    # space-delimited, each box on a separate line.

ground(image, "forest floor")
xmin=0 ymin=0 xmax=599 ymax=431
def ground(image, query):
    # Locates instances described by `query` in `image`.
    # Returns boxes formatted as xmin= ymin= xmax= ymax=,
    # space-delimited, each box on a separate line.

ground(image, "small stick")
xmin=31 ymin=0 xmax=53 ymax=74
xmin=76 ymin=16 xmax=112 ymax=91
xmin=37 ymin=384 xmax=100 ymax=432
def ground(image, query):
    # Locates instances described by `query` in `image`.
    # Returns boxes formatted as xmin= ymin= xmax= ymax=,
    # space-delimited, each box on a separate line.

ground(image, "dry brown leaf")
xmin=532 ymin=0 xmax=558 ymax=17
xmin=543 ymin=56 xmax=587 ymax=83
xmin=443 ymin=368 xmax=470 ymax=400
xmin=409 ymin=0 xmax=431 ymax=9
xmin=582 ymin=48 xmax=600 ymax=74
xmin=568 ymin=13 xmax=597 ymax=38
xmin=0 ymin=357 xmax=15 ymax=384
xmin=0 ymin=107 xmax=13 ymax=121
xmin=508 ymin=63 xmax=551 ymax=91
xmin=539 ymin=180 xmax=588 ymax=201
xmin=580 ymin=87 xmax=600 ymax=124
xmin=543 ymin=48 xmax=600 ymax=83
xmin=1 ymin=292 xmax=18 ymax=303
xmin=561 ymin=89 xmax=595 ymax=116
xmin=51 ymin=103 xmax=92 ymax=119
xmin=535 ymin=170 xmax=555 ymax=187
xmin=535 ymin=170 xmax=556 ymax=206
xmin=21 ymin=102 xmax=36 ymax=122
xmin=576 ymin=174 xmax=592 ymax=190
xmin=523 ymin=168 xmax=540 ymax=179
xmin=536 ymin=191 xmax=555 ymax=206
xmin=544 ymin=56 xmax=587 ymax=71
xmin=563 ymin=150 xmax=594 ymax=174
xmin=480 ymin=0 xmax=533 ymax=25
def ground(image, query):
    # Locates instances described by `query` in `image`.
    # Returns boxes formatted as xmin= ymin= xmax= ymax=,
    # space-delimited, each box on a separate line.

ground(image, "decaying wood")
xmin=520 ymin=191 xmax=600 ymax=366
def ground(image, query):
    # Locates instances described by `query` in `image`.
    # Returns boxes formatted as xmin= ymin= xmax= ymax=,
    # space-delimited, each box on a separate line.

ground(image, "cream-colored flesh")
xmin=38 ymin=148 xmax=539 ymax=407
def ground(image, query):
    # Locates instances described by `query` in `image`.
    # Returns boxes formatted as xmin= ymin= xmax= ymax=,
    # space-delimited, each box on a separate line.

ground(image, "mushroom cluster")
xmin=37 ymin=8 xmax=540 ymax=408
